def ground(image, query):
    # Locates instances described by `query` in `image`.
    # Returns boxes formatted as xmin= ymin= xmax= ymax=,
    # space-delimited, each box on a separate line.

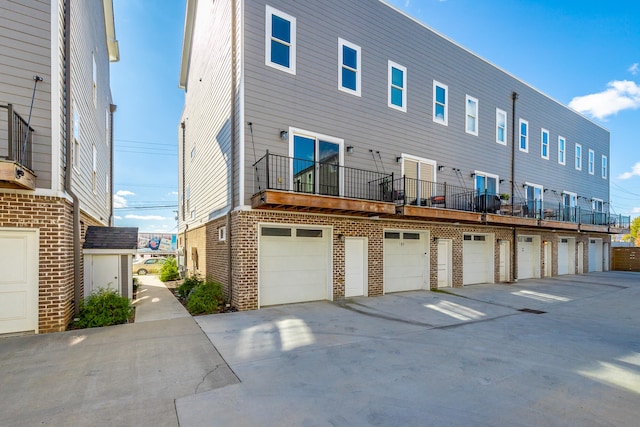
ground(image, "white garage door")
xmin=518 ymin=236 xmax=539 ymax=280
xmin=0 ymin=229 xmax=38 ymax=334
xmin=588 ymin=239 xmax=603 ymax=272
xmin=259 ymin=226 xmax=330 ymax=306
xmin=463 ymin=234 xmax=493 ymax=285
xmin=557 ymin=238 xmax=574 ymax=275
xmin=384 ymin=231 xmax=428 ymax=293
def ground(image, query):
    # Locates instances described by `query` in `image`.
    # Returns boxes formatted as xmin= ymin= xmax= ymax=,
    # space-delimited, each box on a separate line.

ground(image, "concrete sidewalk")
xmin=0 ymin=275 xmax=239 ymax=427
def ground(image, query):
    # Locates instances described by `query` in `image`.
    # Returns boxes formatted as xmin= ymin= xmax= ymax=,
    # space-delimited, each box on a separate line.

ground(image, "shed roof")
xmin=83 ymin=226 xmax=138 ymax=250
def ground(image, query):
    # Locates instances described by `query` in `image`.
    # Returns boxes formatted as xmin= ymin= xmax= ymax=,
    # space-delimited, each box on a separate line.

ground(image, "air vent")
xmin=518 ymin=308 xmax=546 ymax=314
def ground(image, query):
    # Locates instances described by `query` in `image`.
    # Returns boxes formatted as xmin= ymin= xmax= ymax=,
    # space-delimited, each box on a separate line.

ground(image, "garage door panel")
xmin=384 ymin=232 xmax=427 ymax=293
xmin=463 ymin=236 xmax=492 ymax=285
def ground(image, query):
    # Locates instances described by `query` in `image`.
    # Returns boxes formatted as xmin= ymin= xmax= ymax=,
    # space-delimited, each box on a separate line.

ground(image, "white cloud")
xmin=569 ymin=80 xmax=640 ymax=119
xmin=116 ymin=190 xmax=135 ymax=196
xmin=125 ymin=214 xmax=168 ymax=221
xmin=114 ymin=215 xmax=122 ymax=220
xmin=629 ymin=63 xmax=639 ymax=75
xmin=632 ymin=207 xmax=640 ymax=214
xmin=619 ymin=162 xmax=640 ymax=180
xmin=168 ymin=191 xmax=178 ymax=196
xmin=113 ymin=194 xmax=128 ymax=209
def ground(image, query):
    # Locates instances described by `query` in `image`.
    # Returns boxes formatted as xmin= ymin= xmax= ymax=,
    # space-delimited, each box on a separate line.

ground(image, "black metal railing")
xmin=253 ymin=151 xmax=394 ymax=202
xmin=0 ymin=104 xmax=33 ymax=170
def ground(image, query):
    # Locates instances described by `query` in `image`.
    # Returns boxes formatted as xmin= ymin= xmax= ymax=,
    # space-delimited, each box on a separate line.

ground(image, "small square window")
xmin=219 ymin=226 xmax=227 ymax=241
xmin=388 ymin=61 xmax=407 ymax=112
xmin=265 ymin=6 xmax=296 ymax=74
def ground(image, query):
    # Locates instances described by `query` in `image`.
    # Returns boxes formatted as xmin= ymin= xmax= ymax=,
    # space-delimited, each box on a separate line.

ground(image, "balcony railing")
xmin=0 ymin=104 xmax=33 ymax=170
xmin=253 ymin=151 xmax=394 ymax=202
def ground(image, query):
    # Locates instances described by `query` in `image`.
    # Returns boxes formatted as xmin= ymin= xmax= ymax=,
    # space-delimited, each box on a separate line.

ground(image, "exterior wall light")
xmin=280 ymin=130 xmax=288 ymax=140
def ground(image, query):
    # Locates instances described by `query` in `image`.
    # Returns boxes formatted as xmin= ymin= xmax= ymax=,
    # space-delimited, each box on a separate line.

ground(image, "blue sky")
xmin=110 ymin=0 xmax=640 ymax=232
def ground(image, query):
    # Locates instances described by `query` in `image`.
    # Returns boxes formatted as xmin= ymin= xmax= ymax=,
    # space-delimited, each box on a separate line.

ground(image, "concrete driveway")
xmin=177 ymin=272 xmax=640 ymax=426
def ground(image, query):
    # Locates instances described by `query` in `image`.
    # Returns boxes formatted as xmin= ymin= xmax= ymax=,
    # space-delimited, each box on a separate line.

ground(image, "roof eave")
xmin=179 ymin=0 xmax=198 ymax=89
xmin=102 ymin=0 xmax=120 ymax=62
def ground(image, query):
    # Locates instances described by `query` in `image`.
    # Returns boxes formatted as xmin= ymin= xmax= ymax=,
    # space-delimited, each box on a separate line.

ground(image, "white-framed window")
xmin=92 ymin=144 xmax=97 ymax=194
xmin=558 ymin=136 xmax=566 ymax=165
xmin=72 ymin=100 xmax=80 ymax=170
xmin=219 ymin=226 xmax=227 ymax=241
xmin=601 ymin=155 xmax=608 ymax=179
xmin=190 ymin=209 xmax=195 ymax=220
xmin=474 ymin=170 xmax=499 ymax=195
xmin=265 ymin=5 xmax=296 ymax=74
xmin=519 ymin=119 xmax=528 ymax=152
xmin=592 ymin=198 xmax=604 ymax=212
xmin=105 ymin=174 xmax=109 ymax=209
xmin=191 ymin=145 xmax=196 ymax=159
xmin=338 ymin=38 xmax=361 ymax=96
xmin=433 ymin=81 xmax=448 ymax=125
xmin=588 ymin=149 xmax=595 ymax=175
xmin=92 ymin=53 xmax=97 ymax=108
xmin=575 ymin=143 xmax=582 ymax=170
xmin=524 ymin=182 xmax=543 ymax=214
xmin=465 ymin=95 xmax=478 ymax=136
xmin=496 ymin=108 xmax=506 ymax=145
xmin=541 ymin=128 xmax=549 ymax=159
xmin=388 ymin=61 xmax=406 ymax=112
xmin=105 ymin=108 xmax=109 ymax=146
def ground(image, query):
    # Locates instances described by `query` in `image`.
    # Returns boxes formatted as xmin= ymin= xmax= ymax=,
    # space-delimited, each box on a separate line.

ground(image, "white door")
xmin=0 ymin=229 xmax=39 ymax=334
xmin=345 ymin=237 xmax=367 ymax=297
xmin=384 ymin=230 xmax=428 ymax=293
xmin=437 ymin=239 xmax=452 ymax=288
xmin=558 ymin=238 xmax=575 ymax=275
xmin=259 ymin=226 xmax=331 ymax=306
xmin=517 ymin=236 xmax=540 ymax=280
xmin=588 ymin=239 xmax=603 ymax=272
xmin=91 ymin=255 xmax=120 ymax=294
xmin=544 ymin=242 xmax=552 ymax=277
xmin=499 ymin=240 xmax=510 ymax=282
xmin=463 ymin=234 xmax=493 ymax=285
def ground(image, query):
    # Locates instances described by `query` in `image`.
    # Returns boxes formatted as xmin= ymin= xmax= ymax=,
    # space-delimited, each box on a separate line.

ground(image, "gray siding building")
xmin=178 ymin=0 xmax=629 ymax=311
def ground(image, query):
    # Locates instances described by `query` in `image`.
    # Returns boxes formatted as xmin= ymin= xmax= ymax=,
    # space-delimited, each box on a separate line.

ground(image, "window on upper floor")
xmin=601 ymin=155 xmax=608 ymax=179
xmin=465 ymin=95 xmax=478 ymax=136
xmin=92 ymin=144 xmax=97 ymax=194
xmin=575 ymin=143 xmax=582 ymax=171
xmin=265 ymin=5 xmax=296 ymax=74
xmin=105 ymin=109 xmax=109 ymax=146
xmin=592 ymin=198 xmax=604 ymax=212
xmin=338 ymin=38 xmax=361 ymax=96
xmin=474 ymin=171 xmax=498 ymax=196
xmin=92 ymin=53 xmax=97 ymax=108
xmin=524 ymin=182 xmax=543 ymax=213
xmin=541 ymin=129 xmax=549 ymax=159
xmin=105 ymin=174 xmax=109 ymax=209
xmin=496 ymin=108 xmax=506 ymax=145
xmin=558 ymin=136 xmax=566 ymax=165
xmin=73 ymin=100 xmax=80 ymax=170
xmin=588 ymin=149 xmax=595 ymax=175
xmin=519 ymin=119 xmax=528 ymax=152
xmin=388 ymin=61 xmax=406 ymax=112
xmin=433 ymin=81 xmax=448 ymax=125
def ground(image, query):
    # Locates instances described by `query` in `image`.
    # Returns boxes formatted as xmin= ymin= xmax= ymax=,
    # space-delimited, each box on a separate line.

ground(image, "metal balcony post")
xmin=265 ymin=149 xmax=270 ymax=189
xmin=7 ymin=104 xmax=14 ymax=160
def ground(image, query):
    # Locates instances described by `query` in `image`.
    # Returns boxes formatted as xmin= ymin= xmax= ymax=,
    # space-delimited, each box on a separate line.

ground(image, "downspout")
xmin=63 ymin=1 xmax=82 ymax=315
xmin=227 ymin=0 xmax=237 ymax=304
xmin=181 ymin=120 xmax=187 ymax=274
xmin=510 ymin=91 xmax=518 ymax=282
xmin=108 ymin=104 xmax=116 ymax=225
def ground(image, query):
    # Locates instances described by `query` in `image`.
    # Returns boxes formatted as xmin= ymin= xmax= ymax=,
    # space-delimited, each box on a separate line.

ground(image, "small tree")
xmin=622 ymin=216 xmax=640 ymax=246
xmin=160 ymin=257 xmax=180 ymax=282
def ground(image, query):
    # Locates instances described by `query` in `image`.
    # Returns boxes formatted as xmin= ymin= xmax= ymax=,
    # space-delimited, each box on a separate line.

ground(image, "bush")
xmin=186 ymin=280 xmax=224 ymax=315
xmin=177 ymin=274 xmax=203 ymax=300
xmin=76 ymin=288 xmax=133 ymax=329
xmin=160 ymin=257 xmax=180 ymax=282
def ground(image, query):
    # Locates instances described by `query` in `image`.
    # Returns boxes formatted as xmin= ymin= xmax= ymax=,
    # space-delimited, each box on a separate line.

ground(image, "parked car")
xmin=132 ymin=257 xmax=166 ymax=275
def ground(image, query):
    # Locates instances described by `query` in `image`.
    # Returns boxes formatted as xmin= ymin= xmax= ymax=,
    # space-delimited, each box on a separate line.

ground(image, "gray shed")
xmin=83 ymin=227 xmax=138 ymax=299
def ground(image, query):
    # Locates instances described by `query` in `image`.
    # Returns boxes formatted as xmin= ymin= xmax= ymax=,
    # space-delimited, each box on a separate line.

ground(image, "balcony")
xmin=0 ymin=104 xmax=36 ymax=190
xmin=251 ymin=152 xmax=630 ymax=233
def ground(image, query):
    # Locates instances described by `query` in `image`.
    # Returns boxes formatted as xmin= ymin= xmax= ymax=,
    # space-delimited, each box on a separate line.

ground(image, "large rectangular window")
xmin=519 ymin=119 xmax=528 ymax=152
xmin=338 ymin=38 xmax=361 ymax=96
xmin=265 ymin=5 xmax=296 ymax=74
xmin=575 ymin=143 xmax=582 ymax=171
xmin=290 ymin=128 xmax=343 ymax=196
xmin=496 ymin=108 xmax=506 ymax=145
xmin=588 ymin=149 xmax=595 ymax=175
xmin=558 ymin=136 xmax=566 ymax=165
xmin=524 ymin=183 xmax=543 ymax=216
xmin=602 ymin=155 xmax=608 ymax=179
xmin=433 ymin=81 xmax=448 ymax=125
xmin=465 ymin=95 xmax=478 ymax=136
xmin=388 ymin=61 xmax=406 ymax=112
xmin=541 ymin=129 xmax=549 ymax=159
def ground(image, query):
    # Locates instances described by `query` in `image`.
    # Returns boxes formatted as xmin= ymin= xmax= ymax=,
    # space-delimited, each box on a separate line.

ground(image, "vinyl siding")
xmin=0 ymin=0 xmax=53 ymax=189
xmin=179 ymin=0 xmax=235 ymax=230
xmin=241 ymin=0 xmax=609 ymax=205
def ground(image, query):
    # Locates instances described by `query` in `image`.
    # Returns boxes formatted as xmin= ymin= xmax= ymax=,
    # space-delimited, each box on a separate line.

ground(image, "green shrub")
xmin=177 ymin=274 xmax=203 ymax=300
xmin=76 ymin=288 xmax=133 ymax=329
xmin=186 ymin=280 xmax=224 ymax=315
xmin=160 ymin=257 xmax=180 ymax=282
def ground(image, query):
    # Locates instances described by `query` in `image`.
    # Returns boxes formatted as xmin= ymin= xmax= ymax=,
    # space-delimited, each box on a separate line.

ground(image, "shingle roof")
xmin=83 ymin=226 xmax=139 ymax=250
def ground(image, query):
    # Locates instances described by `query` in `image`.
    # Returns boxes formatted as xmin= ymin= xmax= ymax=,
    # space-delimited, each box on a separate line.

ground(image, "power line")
xmin=115 ymin=138 xmax=176 ymax=147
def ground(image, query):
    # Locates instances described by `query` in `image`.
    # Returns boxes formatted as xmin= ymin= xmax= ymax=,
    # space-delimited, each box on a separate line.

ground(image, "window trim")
xmin=592 ymin=197 xmax=604 ymax=212
xmin=558 ymin=136 xmax=566 ymax=165
xmin=495 ymin=108 xmax=507 ymax=145
xmin=519 ymin=119 xmax=528 ymax=153
xmin=265 ymin=5 xmax=296 ymax=75
xmin=588 ymin=149 xmax=595 ymax=175
xmin=473 ymin=170 xmax=500 ymax=195
xmin=388 ymin=60 xmax=407 ymax=112
xmin=541 ymin=128 xmax=549 ymax=160
xmin=575 ymin=143 xmax=582 ymax=171
xmin=219 ymin=226 xmax=227 ymax=241
xmin=433 ymin=81 xmax=448 ymax=125
xmin=465 ymin=95 xmax=479 ymax=136
xmin=338 ymin=38 xmax=361 ymax=96
xmin=601 ymin=155 xmax=608 ymax=179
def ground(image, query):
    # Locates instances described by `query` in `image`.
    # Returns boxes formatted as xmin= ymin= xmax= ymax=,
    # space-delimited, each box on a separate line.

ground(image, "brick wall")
xmin=183 ymin=224 xmax=207 ymax=278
